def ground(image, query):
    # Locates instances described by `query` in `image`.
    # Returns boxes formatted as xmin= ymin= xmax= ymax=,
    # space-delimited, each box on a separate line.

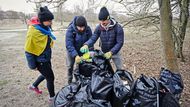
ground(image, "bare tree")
xmin=112 ymin=0 xmax=160 ymax=36
xmin=56 ymin=3 xmax=64 ymax=25
xmin=26 ymin=0 xmax=67 ymax=11
xmin=73 ymin=0 xmax=100 ymax=16
xmin=114 ymin=0 xmax=189 ymax=62
xmin=175 ymin=0 xmax=189 ymax=61
xmin=158 ymin=0 xmax=179 ymax=73
xmin=26 ymin=0 xmax=68 ymax=26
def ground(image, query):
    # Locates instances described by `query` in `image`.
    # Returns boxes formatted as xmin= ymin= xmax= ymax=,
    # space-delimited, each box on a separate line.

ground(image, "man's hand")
xmin=75 ymin=55 xmax=82 ymax=64
xmin=104 ymin=51 xmax=112 ymax=59
xmin=80 ymin=45 xmax=89 ymax=53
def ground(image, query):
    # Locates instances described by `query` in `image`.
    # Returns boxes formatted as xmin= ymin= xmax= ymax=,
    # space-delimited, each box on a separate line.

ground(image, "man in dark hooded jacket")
xmin=65 ymin=16 xmax=93 ymax=84
xmin=80 ymin=7 xmax=124 ymax=70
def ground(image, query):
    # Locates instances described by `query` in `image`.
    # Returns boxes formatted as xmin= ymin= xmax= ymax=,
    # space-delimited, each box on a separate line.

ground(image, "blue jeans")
xmin=111 ymin=52 xmax=123 ymax=70
xmin=66 ymin=51 xmax=75 ymax=83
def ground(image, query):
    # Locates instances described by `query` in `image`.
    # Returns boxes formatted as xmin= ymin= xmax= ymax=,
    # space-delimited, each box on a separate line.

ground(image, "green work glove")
xmin=80 ymin=45 xmax=89 ymax=53
xmin=75 ymin=55 xmax=82 ymax=64
xmin=104 ymin=51 xmax=112 ymax=59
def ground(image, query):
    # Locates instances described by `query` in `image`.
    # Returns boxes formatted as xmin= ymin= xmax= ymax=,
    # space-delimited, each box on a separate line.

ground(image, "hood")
xmin=100 ymin=17 xmax=117 ymax=30
xmin=70 ymin=16 xmax=87 ymax=33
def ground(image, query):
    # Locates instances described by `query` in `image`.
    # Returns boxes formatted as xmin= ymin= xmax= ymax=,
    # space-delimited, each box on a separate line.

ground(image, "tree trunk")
xmin=177 ymin=0 xmax=189 ymax=62
xmin=56 ymin=5 xmax=64 ymax=26
xmin=158 ymin=0 xmax=179 ymax=73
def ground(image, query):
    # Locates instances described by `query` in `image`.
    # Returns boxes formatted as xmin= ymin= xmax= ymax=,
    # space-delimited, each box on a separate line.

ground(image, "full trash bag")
xmin=53 ymin=80 xmax=112 ymax=107
xmin=53 ymin=50 xmax=114 ymax=107
xmin=71 ymin=84 xmax=91 ymax=107
xmin=159 ymin=90 xmax=180 ymax=107
xmin=91 ymin=70 xmax=113 ymax=101
xmin=158 ymin=68 xmax=184 ymax=100
xmin=72 ymin=87 xmax=112 ymax=107
xmin=78 ymin=62 xmax=99 ymax=77
xmin=53 ymin=82 xmax=81 ymax=107
xmin=130 ymin=74 xmax=158 ymax=107
xmin=77 ymin=50 xmax=114 ymax=77
xmin=112 ymin=70 xmax=134 ymax=107
xmin=92 ymin=56 xmax=114 ymax=74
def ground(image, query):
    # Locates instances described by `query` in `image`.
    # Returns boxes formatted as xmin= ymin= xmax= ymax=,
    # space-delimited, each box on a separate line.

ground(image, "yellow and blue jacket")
xmin=24 ymin=25 xmax=55 ymax=69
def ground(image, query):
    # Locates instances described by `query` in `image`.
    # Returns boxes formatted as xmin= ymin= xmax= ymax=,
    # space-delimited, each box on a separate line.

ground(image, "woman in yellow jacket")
xmin=24 ymin=6 xmax=56 ymax=102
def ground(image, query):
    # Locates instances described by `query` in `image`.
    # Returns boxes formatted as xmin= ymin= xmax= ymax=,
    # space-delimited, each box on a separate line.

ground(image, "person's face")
xmin=100 ymin=19 xmax=110 ymax=27
xmin=77 ymin=26 xmax=85 ymax=32
xmin=43 ymin=20 xmax=52 ymax=26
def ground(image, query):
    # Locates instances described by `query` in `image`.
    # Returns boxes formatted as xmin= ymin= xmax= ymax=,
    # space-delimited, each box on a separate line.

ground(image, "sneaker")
xmin=28 ymin=85 xmax=42 ymax=95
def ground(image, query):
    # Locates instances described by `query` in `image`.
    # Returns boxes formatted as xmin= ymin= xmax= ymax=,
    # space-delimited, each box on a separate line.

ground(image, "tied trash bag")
xmin=53 ymin=82 xmax=81 ymax=107
xmin=158 ymin=68 xmax=184 ymax=100
xmin=131 ymin=74 xmax=158 ymax=107
xmin=91 ymin=70 xmax=113 ymax=101
xmin=112 ymin=70 xmax=134 ymax=107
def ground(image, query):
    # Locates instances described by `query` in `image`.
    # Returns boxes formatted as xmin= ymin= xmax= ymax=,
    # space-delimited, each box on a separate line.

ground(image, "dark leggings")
xmin=33 ymin=62 xmax=55 ymax=97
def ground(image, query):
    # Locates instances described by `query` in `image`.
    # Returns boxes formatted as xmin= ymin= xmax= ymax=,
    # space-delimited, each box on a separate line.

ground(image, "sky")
xmin=0 ymin=0 xmax=125 ymax=14
xmin=0 ymin=0 xmax=88 ymax=13
xmin=0 ymin=0 xmax=89 ymax=13
xmin=0 ymin=0 xmax=35 ymax=13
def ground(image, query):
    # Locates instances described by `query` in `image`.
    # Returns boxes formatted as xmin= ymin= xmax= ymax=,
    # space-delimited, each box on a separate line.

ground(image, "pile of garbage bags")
xmin=53 ymin=51 xmax=183 ymax=107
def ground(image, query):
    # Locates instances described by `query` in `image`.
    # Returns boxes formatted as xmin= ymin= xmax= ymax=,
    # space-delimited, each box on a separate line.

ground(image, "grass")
xmin=0 ymin=80 xmax=8 ymax=86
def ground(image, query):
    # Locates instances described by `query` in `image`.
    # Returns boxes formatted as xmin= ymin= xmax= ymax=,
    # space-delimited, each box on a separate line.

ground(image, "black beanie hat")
xmin=75 ymin=16 xmax=87 ymax=27
xmin=98 ymin=7 xmax=110 ymax=21
xmin=38 ymin=6 xmax=54 ymax=22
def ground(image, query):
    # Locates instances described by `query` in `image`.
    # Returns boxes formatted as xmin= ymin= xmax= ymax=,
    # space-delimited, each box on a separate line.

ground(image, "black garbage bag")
xmin=53 ymin=82 xmax=81 ymax=107
xmin=130 ymin=74 xmax=158 ymax=107
xmin=77 ymin=50 xmax=114 ymax=77
xmin=159 ymin=90 xmax=180 ymax=107
xmin=92 ymin=56 xmax=114 ymax=74
xmin=72 ymin=100 xmax=112 ymax=107
xmin=54 ymin=74 xmax=112 ymax=107
xmin=54 ymin=50 xmax=114 ymax=107
xmin=112 ymin=70 xmax=134 ymax=107
xmin=91 ymin=70 xmax=113 ymax=101
xmin=90 ymin=99 xmax=112 ymax=107
xmin=158 ymin=68 xmax=184 ymax=100
xmin=78 ymin=62 xmax=99 ymax=77
xmin=72 ymin=87 xmax=112 ymax=107
xmin=71 ymin=84 xmax=91 ymax=107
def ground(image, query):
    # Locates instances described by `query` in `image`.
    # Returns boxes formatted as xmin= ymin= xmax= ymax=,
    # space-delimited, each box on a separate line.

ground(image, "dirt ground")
xmin=0 ymin=23 xmax=189 ymax=107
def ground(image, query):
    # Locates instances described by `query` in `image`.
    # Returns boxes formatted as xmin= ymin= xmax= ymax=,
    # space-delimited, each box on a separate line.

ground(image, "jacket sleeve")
xmin=110 ymin=24 xmax=124 ymax=55
xmin=66 ymin=27 xmax=78 ymax=58
xmin=85 ymin=25 xmax=100 ymax=47
xmin=86 ymin=26 xmax=94 ymax=51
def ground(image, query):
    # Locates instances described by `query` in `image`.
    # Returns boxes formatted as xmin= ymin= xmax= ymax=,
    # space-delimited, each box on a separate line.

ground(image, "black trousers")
xmin=33 ymin=61 xmax=55 ymax=97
